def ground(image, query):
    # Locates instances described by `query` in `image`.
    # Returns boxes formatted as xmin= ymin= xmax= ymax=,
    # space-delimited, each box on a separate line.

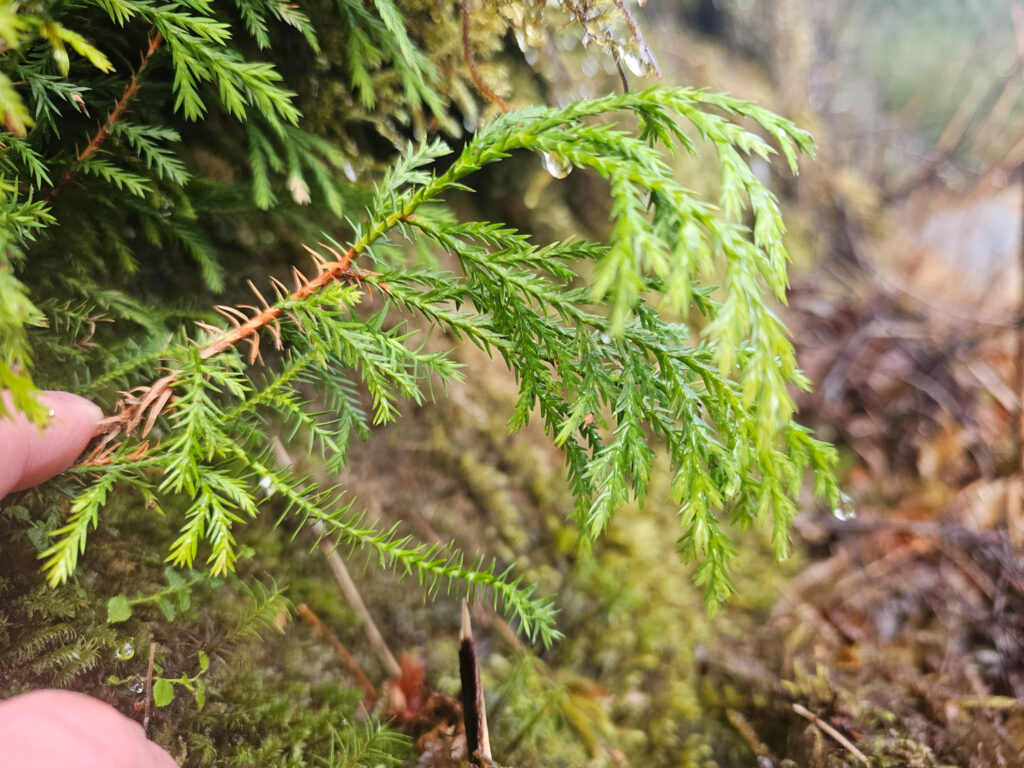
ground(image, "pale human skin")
xmin=0 ymin=392 xmax=178 ymax=767
xmin=0 ymin=690 xmax=177 ymax=768
xmin=0 ymin=390 xmax=104 ymax=499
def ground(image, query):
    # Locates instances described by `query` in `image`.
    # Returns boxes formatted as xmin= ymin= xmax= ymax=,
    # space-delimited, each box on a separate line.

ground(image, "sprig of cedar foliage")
xmin=1 ymin=0 xmax=417 ymax=417
xmin=49 ymin=89 xmax=836 ymax=638
xmin=1 ymin=1 xmax=839 ymax=645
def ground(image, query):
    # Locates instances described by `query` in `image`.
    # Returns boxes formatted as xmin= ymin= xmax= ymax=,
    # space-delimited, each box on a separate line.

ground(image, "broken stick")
xmin=459 ymin=599 xmax=492 ymax=765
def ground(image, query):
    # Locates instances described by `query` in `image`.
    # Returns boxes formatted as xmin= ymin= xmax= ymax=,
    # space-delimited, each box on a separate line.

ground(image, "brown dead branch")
xmin=297 ymin=602 xmax=378 ymax=705
xmin=82 ymin=245 xmax=380 ymax=459
xmin=460 ymin=0 xmax=509 ymax=113
xmin=792 ymin=703 xmax=870 ymax=766
xmin=459 ymin=600 xmax=492 ymax=765
xmin=47 ymin=32 xmax=164 ymax=202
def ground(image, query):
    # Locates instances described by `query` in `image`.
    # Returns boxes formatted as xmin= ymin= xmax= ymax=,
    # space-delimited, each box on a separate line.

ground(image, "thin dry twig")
xmin=956 ymin=695 xmax=1024 ymax=710
xmin=726 ymin=708 xmax=777 ymax=766
xmin=270 ymin=440 xmax=402 ymax=678
xmin=792 ymin=703 xmax=869 ymax=766
xmin=612 ymin=52 xmax=630 ymax=94
xmin=143 ymin=641 xmax=156 ymax=733
xmin=297 ymin=602 xmax=378 ymax=704
xmin=48 ymin=32 xmax=164 ymax=202
xmin=316 ymin=525 xmax=402 ymax=678
xmin=461 ymin=0 xmax=509 ymax=112
xmin=459 ymin=599 xmax=492 ymax=765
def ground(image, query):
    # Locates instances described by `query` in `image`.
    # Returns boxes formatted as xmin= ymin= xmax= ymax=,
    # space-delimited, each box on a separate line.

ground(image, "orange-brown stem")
xmin=84 ymin=252 xmax=376 ymax=457
xmin=198 ymin=249 xmax=356 ymax=360
xmin=461 ymin=0 xmax=509 ymax=113
xmin=297 ymin=603 xmax=378 ymax=705
xmin=47 ymin=32 xmax=164 ymax=202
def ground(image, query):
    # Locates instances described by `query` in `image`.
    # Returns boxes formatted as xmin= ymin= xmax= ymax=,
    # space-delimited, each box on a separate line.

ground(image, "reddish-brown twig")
xmin=47 ymin=32 xmax=164 ymax=202
xmin=297 ymin=602 xmax=378 ymax=705
xmin=84 ymin=245 xmax=378 ymax=456
xmin=198 ymin=244 xmax=360 ymax=361
xmin=461 ymin=0 xmax=509 ymax=113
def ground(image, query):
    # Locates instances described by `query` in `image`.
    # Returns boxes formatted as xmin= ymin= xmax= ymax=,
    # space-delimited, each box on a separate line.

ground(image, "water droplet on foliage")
xmin=259 ymin=475 xmax=274 ymax=498
xmin=620 ymin=49 xmax=653 ymax=77
xmin=724 ymin=476 xmax=741 ymax=497
xmin=832 ymin=492 xmax=856 ymax=521
xmin=128 ymin=677 xmax=144 ymax=694
xmin=115 ymin=641 xmax=135 ymax=661
xmin=539 ymin=151 xmax=572 ymax=179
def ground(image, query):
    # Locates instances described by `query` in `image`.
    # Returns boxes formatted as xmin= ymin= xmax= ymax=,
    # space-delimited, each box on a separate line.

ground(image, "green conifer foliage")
xmin=1 ymin=0 xmax=838 ymax=653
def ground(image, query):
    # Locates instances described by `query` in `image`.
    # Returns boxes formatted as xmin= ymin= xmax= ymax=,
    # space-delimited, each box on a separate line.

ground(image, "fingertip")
xmin=142 ymin=736 xmax=180 ymax=768
xmin=0 ymin=689 xmax=178 ymax=768
xmin=41 ymin=390 xmax=104 ymax=431
xmin=11 ymin=391 xmax=104 ymax=492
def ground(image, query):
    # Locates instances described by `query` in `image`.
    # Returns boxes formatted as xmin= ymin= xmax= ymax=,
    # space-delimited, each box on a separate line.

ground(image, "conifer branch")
xmin=47 ymin=31 xmax=164 ymax=201
xmin=20 ymin=25 xmax=834 ymax=629
xmin=197 ymin=244 xmax=361 ymax=361
xmin=88 ymin=247 xmax=377 ymax=453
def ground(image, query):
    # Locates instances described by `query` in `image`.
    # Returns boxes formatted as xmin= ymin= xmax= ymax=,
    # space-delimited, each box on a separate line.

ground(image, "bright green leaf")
xmin=152 ymin=679 xmax=174 ymax=707
xmin=106 ymin=595 xmax=134 ymax=624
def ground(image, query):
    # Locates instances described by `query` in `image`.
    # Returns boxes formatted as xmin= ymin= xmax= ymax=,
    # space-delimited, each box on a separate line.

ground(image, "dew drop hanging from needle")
xmin=832 ymin=492 xmax=856 ymax=521
xmin=620 ymin=47 xmax=654 ymax=77
xmin=539 ymin=151 xmax=572 ymax=179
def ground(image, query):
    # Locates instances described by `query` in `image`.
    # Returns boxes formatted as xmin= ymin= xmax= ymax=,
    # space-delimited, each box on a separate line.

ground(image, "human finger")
xmin=0 ymin=689 xmax=177 ymax=768
xmin=0 ymin=391 xmax=103 ymax=500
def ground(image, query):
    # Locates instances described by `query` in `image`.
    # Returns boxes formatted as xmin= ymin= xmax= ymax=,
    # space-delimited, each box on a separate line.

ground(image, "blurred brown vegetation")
xmin=638 ymin=2 xmax=1024 ymax=765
